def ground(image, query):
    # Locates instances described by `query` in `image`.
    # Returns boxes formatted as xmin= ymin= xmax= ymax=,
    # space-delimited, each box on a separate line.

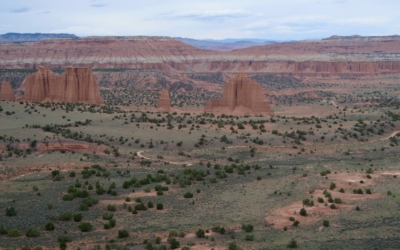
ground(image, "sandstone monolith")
xmin=23 ymin=67 xmax=104 ymax=104
xmin=204 ymin=74 xmax=274 ymax=116
xmin=0 ymin=81 xmax=16 ymax=101
xmin=157 ymin=88 xmax=172 ymax=112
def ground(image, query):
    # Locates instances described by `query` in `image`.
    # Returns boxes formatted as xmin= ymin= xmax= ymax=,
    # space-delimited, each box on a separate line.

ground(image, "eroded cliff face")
xmin=1 ymin=36 xmax=400 ymax=77
xmin=204 ymin=74 xmax=274 ymax=116
xmin=0 ymin=81 xmax=15 ymax=101
xmin=157 ymin=88 xmax=172 ymax=112
xmin=23 ymin=67 xmax=104 ymax=104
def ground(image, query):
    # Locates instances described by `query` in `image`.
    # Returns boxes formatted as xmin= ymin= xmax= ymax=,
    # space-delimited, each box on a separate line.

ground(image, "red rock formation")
xmin=0 ymin=81 xmax=16 ymax=101
xmin=23 ymin=66 xmax=104 ymax=104
xmin=157 ymin=88 xmax=171 ymax=112
xmin=204 ymin=74 xmax=274 ymax=116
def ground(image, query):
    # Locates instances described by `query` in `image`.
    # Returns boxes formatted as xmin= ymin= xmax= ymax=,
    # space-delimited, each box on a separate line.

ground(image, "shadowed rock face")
xmin=23 ymin=67 xmax=104 ymax=104
xmin=204 ymin=74 xmax=274 ymax=116
xmin=0 ymin=81 xmax=16 ymax=101
xmin=157 ymin=88 xmax=171 ymax=112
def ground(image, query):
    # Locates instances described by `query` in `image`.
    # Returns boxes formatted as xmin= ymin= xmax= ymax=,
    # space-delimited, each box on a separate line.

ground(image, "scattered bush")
xmin=73 ymin=213 xmax=83 ymax=222
xmin=323 ymin=220 xmax=330 ymax=227
xmin=287 ymin=238 xmax=298 ymax=248
xmin=156 ymin=203 xmax=164 ymax=210
xmin=7 ymin=229 xmax=22 ymax=237
xmin=299 ymin=208 xmax=307 ymax=216
xmin=184 ymin=192 xmax=193 ymax=198
xmin=26 ymin=227 xmax=41 ymax=237
xmin=78 ymin=222 xmax=93 ymax=232
xmin=45 ymin=222 xmax=54 ymax=231
xmin=241 ymin=224 xmax=253 ymax=232
xmin=59 ymin=211 xmax=72 ymax=221
xmin=196 ymin=229 xmax=205 ymax=238
xmin=5 ymin=206 xmax=16 ymax=216
xmin=118 ymin=229 xmax=129 ymax=238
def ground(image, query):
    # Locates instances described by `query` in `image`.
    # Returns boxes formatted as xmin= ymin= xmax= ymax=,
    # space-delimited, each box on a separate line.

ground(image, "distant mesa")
xmin=157 ymin=88 xmax=172 ymax=112
xmin=204 ymin=74 xmax=274 ymax=116
xmin=0 ymin=81 xmax=16 ymax=101
xmin=0 ymin=33 xmax=78 ymax=42
xmin=23 ymin=66 xmax=104 ymax=105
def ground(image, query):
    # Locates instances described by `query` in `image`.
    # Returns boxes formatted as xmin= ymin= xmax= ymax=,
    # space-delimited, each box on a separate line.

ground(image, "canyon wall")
xmin=23 ymin=66 xmax=104 ymax=104
xmin=1 ymin=36 xmax=400 ymax=77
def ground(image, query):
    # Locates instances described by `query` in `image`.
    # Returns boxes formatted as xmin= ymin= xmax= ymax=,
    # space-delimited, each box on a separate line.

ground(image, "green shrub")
xmin=5 ymin=206 xmax=17 ymax=216
xmin=62 ymin=194 xmax=75 ymax=201
xmin=26 ymin=227 xmax=41 ymax=237
xmin=299 ymin=208 xmax=307 ymax=216
xmin=228 ymin=242 xmax=239 ymax=250
xmin=184 ymin=192 xmax=193 ymax=198
xmin=147 ymin=201 xmax=154 ymax=208
xmin=211 ymin=225 xmax=226 ymax=234
xmin=59 ymin=211 xmax=72 ymax=221
xmin=7 ymin=229 xmax=22 ymax=237
xmin=287 ymin=238 xmax=298 ymax=248
xmin=293 ymin=220 xmax=300 ymax=227
xmin=0 ymin=225 xmax=7 ymax=235
xmin=317 ymin=197 xmax=324 ymax=203
xmin=134 ymin=203 xmax=147 ymax=211
xmin=73 ymin=213 xmax=83 ymax=222
xmin=156 ymin=203 xmax=164 ymax=210
xmin=329 ymin=182 xmax=336 ymax=190
xmin=241 ymin=224 xmax=253 ymax=232
xmin=103 ymin=212 xmax=114 ymax=220
xmin=168 ymin=237 xmax=180 ymax=249
xmin=118 ymin=229 xmax=129 ymax=238
xmin=196 ymin=229 xmax=205 ymax=238
xmin=323 ymin=220 xmax=330 ymax=227
xmin=78 ymin=222 xmax=93 ymax=232
xmin=330 ymin=204 xmax=337 ymax=209
xmin=107 ymin=204 xmax=117 ymax=211
xmin=45 ymin=222 xmax=54 ymax=231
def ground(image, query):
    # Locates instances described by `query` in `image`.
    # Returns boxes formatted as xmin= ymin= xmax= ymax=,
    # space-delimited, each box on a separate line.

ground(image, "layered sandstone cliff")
xmin=0 ymin=81 xmax=16 ymax=101
xmin=204 ymin=74 xmax=274 ymax=116
xmin=23 ymin=67 xmax=104 ymax=104
xmin=1 ymin=36 xmax=400 ymax=77
xmin=157 ymin=88 xmax=172 ymax=112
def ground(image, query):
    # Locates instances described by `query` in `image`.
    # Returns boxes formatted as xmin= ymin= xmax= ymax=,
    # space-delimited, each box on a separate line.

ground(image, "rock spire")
xmin=157 ymin=88 xmax=172 ymax=112
xmin=204 ymin=74 xmax=274 ymax=116
xmin=0 ymin=81 xmax=16 ymax=101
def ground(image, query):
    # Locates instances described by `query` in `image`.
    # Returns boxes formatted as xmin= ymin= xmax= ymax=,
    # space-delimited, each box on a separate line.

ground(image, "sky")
xmin=0 ymin=0 xmax=399 ymax=40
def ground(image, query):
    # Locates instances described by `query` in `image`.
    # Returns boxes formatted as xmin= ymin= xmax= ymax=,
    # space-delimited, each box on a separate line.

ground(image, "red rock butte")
xmin=0 ymin=81 xmax=16 ymax=101
xmin=204 ymin=74 xmax=274 ymax=116
xmin=23 ymin=67 xmax=104 ymax=105
xmin=157 ymin=88 xmax=172 ymax=112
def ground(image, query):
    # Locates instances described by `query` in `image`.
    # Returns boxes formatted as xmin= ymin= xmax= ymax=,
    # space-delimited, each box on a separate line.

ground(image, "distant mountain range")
xmin=176 ymin=37 xmax=280 ymax=51
xmin=0 ymin=33 xmax=78 ymax=42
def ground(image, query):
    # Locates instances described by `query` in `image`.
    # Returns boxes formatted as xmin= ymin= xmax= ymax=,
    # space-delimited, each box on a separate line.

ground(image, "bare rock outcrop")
xmin=23 ymin=67 xmax=104 ymax=104
xmin=204 ymin=74 xmax=274 ymax=116
xmin=0 ymin=81 xmax=16 ymax=101
xmin=157 ymin=88 xmax=172 ymax=112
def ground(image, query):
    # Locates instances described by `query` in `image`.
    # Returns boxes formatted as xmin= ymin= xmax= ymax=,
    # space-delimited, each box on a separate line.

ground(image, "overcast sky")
xmin=1 ymin=0 xmax=399 ymax=40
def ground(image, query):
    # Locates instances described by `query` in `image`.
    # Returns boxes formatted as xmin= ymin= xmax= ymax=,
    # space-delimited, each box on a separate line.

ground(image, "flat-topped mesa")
xmin=0 ymin=81 xmax=16 ymax=101
xmin=157 ymin=88 xmax=172 ymax=112
xmin=204 ymin=74 xmax=274 ymax=116
xmin=23 ymin=66 xmax=104 ymax=104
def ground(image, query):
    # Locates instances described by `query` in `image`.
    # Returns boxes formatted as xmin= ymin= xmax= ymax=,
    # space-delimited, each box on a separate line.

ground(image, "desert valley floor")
xmin=1 ymin=68 xmax=400 ymax=249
